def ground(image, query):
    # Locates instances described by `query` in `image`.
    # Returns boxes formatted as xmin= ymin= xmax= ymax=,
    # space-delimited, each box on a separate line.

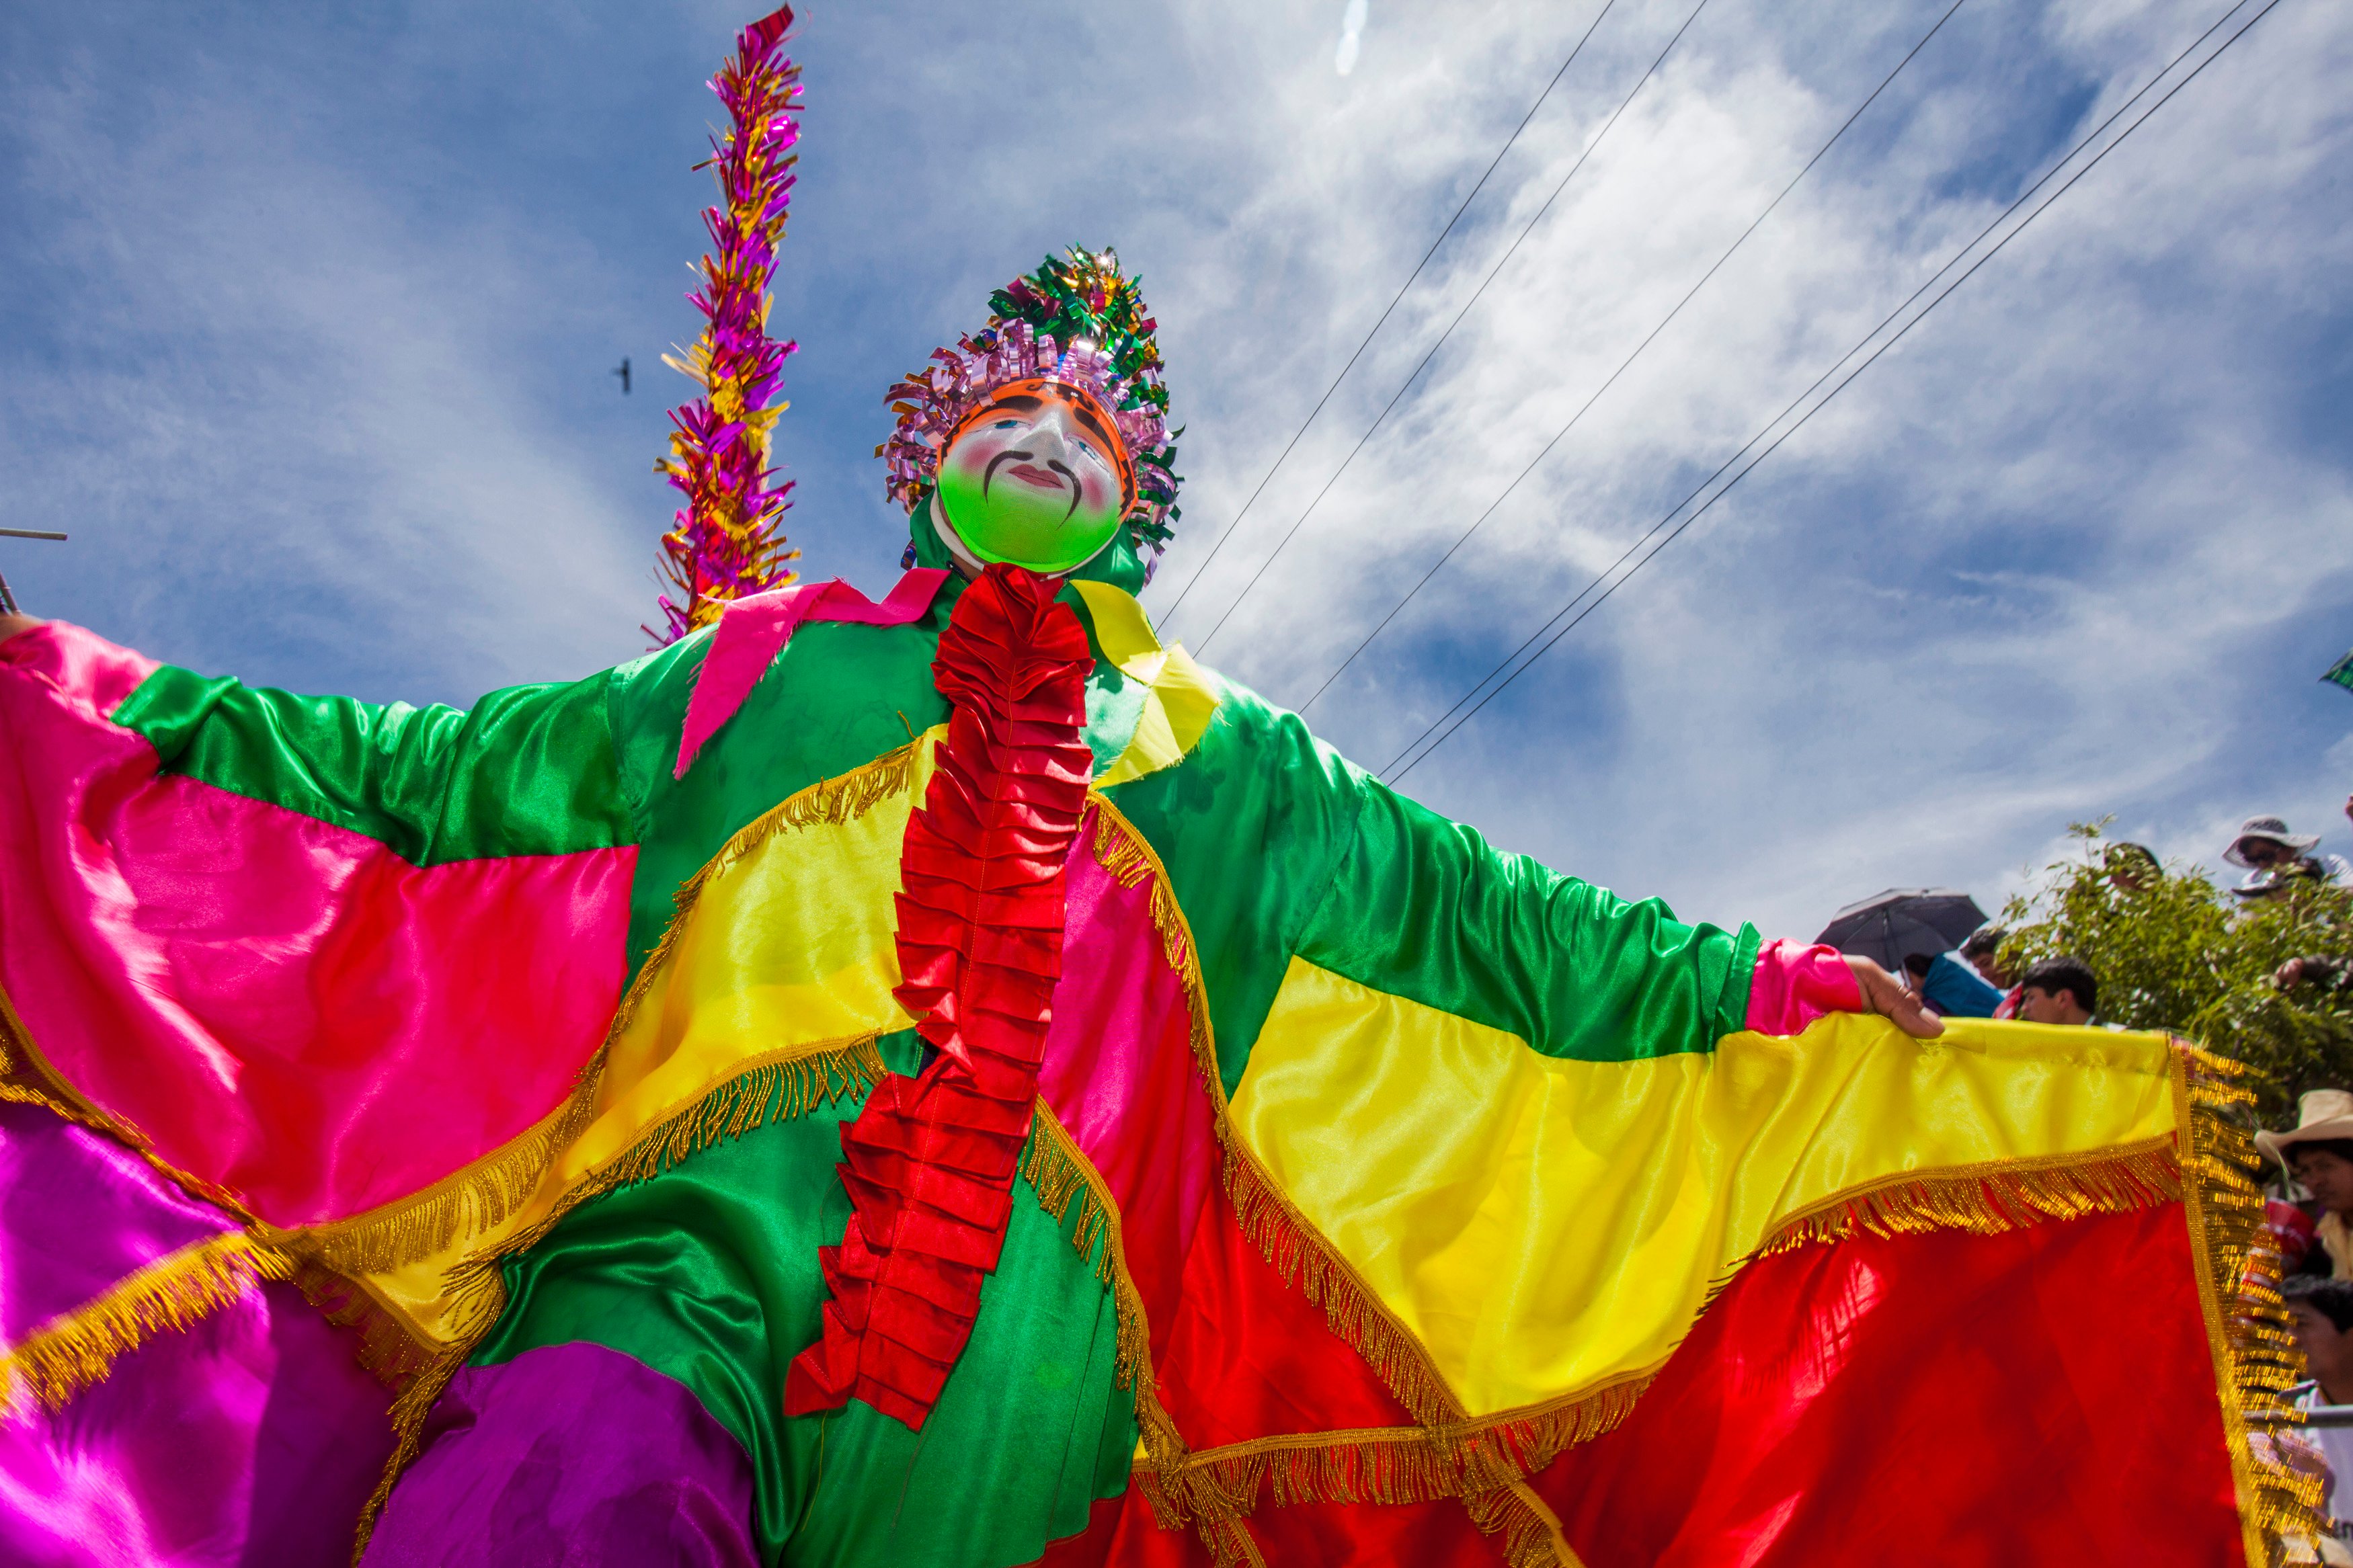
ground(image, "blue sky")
xmin=4 ymin=0 xmax=2348 ymax=941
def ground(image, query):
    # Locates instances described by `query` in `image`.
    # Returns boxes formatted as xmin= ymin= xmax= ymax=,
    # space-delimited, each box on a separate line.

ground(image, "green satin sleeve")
xmin=109 ymin=660 xmax=629 ymax=864
xmin=1099 ymin=677 xmax=1365 ymax=1096
xmin=1295 ymin=769 xmax=1759 ymax=1061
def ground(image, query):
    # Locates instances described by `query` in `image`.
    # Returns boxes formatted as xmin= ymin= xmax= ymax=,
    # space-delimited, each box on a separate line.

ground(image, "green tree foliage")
xmin=1999 ymin=823 xmax=2353 ymax=1123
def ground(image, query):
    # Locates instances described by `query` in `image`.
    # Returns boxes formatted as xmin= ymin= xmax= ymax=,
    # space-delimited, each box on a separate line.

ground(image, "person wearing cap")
xmin=2227 ymin=815 xmax=2352 ymax=901
xmin=2260 ymin=1090 xmax=2353 ymax=1280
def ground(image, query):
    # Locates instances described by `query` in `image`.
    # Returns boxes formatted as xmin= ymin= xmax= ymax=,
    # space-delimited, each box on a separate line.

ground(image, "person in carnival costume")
xmin=0 ymin=11 xmax=2322 ymax=1565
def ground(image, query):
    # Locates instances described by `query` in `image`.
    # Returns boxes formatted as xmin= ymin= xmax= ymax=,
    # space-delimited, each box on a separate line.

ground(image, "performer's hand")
xmin=1845 ymin=955 xmax=1944 ymax=1038
xmin=0 ymin=613 xmax=42 ymax=644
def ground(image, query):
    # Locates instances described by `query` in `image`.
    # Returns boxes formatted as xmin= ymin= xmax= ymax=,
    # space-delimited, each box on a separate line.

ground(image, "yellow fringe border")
xmin=2173 ymin=1044 xmax=2330 ymax=1561
xmin=342 ymin=741 xmax=926 ymax=1560
xmin=0 ymin=1230 xmax=293 ymax=1413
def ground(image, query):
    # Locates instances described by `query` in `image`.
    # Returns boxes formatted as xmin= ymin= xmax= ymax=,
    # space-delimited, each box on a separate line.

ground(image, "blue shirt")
xmin=1922 ymin=952 xmax=2005 ymax=1019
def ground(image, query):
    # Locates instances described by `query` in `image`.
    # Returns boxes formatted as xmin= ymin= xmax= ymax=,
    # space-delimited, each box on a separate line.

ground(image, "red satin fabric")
xmin=1537 ymin=1205 xmax=2243 ymax=1566
xmin=1039 ymin=817 xmax=1423 ymax=1447
xmin=0 ymin=624 xmax=634 ymax=1227
xmin=786 ymin=565 xmax=1094 ymax=1428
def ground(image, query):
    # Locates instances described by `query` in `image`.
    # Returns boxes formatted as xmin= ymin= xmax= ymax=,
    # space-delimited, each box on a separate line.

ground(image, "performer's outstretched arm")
xmin=0 ymin=614 xmax=640 ymax=1229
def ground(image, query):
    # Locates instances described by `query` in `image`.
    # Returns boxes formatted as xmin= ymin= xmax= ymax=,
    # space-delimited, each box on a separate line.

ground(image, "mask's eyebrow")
xmin=1066 ymin=400 xmax=1119 ymax=452
xmin=986 ymin=394 xmax=1046 ymax=415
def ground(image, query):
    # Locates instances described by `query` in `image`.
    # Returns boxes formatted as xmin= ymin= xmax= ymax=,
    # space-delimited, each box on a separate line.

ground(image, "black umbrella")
xmin=1814 ymin=889 xmax=1989 ymax=973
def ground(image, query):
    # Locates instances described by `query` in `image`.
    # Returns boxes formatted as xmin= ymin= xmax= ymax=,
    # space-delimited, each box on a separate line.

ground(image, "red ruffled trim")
xmin=784 ymin=565 xmax=1093 ymax=1429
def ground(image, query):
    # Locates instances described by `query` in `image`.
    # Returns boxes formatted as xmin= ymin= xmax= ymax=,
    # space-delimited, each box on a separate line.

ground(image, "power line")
xmin=1380 ymin=0 xmax=2283 ymax=786
xmin=1187 ymin=0 xmax=1716 ymax=655
xmin=1152 ymin=0 xmax=1624 ymax=626
xmin=1297 ymin=0 xmax=1972 ymax=716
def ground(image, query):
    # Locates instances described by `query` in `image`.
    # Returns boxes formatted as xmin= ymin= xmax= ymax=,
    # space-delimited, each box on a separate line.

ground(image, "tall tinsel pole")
xmin=650 ymin=7 xmax=803 ymax=645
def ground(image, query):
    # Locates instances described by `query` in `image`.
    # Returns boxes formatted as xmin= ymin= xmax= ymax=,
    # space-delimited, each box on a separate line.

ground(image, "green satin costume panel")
xmin=1098 ymin=676 xmax=1365 ymax=1096
xmin=471 ymin=1032 xmax=1135 ymax=1567
xmin=1295 ymin=779 xmax=1761 ymax=1061
xmin=606 ymin=608 xmax=959 ymax=983
xmin=108 ymin=661 xmax=629 ymax=864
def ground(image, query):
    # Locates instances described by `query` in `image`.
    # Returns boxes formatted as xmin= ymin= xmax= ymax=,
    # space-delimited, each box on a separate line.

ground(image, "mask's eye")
xmin=991 ymin=418 xmax=1023 ymax=431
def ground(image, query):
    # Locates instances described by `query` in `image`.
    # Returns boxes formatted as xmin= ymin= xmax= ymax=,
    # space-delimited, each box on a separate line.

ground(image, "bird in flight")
xmin=613 ymin=358 xmax=632 ymax=395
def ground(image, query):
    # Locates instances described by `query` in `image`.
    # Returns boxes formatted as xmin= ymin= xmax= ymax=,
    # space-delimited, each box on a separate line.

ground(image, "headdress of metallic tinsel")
xmin=880 ymin=247 xmax=1182 ymax=556
xmin=648 ymin=7 xmax=803 ymax=645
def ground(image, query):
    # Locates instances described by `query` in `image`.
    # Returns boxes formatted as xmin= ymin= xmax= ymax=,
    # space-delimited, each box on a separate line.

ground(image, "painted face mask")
xmin=933 ymin=378 xmax=1135 ymax=575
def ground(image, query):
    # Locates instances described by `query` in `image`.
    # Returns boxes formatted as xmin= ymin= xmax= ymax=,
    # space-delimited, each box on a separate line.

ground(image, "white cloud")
xmin=5 ymin=0 xmax=2349 ymax=945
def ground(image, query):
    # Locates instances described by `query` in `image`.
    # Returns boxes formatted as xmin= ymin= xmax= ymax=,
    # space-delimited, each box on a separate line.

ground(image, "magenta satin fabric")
xmin=0 ymin=1103 xmax=393 ymax=1567
xmin=0 ymin=622 xmax=635 ymax=1227
xmin=363 ymin=1341 xmax=757 ymax=1567
xmin=674 ymin=567 xmax=949 ymax=778
xmin=0 ymin=1101 xmax=238 ymax=1340
xmin=1743 ymin=938 xmax=1863 ymax=1037
xmin=1035 ymin=815 xmax=1223 ymax=1367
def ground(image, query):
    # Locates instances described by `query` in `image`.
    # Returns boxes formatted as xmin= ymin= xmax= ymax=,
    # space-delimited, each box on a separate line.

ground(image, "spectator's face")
xmin=2289 ymin=1300 xmax=2353 ymax=1382
xmin=2018 ymin=985 xmax=2089 ymax=1026
xmin=2294 ymin=1150 xmax=2353 ymax=1216
xmin=2239 ymin=838 xmax=2292 ymax=868
xmin=1968 ymin=952 xmax=2011 ymax=987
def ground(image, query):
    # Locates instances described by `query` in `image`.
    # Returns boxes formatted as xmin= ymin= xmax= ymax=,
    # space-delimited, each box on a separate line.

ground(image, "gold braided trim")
xmin=0 ymin=1230 xmax=293 ymax=1413
xmin=2174 ymin=1044 xmax=2328 ymax=1563
xmin=1023 ymin=1102 xmax=1189 ymax=1470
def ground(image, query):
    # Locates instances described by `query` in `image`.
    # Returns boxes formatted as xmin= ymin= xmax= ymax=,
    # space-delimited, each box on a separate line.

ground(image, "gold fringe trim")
xmin=0 ymin=987 xmax=257 ymax=1224
xmin=290 ymin=1265 xmax=443 ymax=1389
xmin=280 ymin=1092 xmax=604 ymax=1278
xmin=0 ymin=1231 xmax=293 ymax=1413
xmin=350 ymin=1030 xmax=888 ymax=1562
xmin=2174 ymin=1044 xmax=2329 ymax=1565
xmin=1753 ymin=1140 xmax=2183 ymax=1255
xmin=1022 ymin=1100 xmax=1189 ymax=1469
xmin=608 ymin=739 xmax=918 ymax=1050
xmin=1091 ymin=796 xmax=1609 ymax=1563
xmin=294 ymin=744 xmax=924 ymax=1305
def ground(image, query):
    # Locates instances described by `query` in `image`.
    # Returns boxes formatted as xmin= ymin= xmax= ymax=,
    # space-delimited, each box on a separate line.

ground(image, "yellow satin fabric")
xmin=1069 ymin=579 xmax=1220 ymax=788
xmin=1228 ymin=955 xmax=2180 ymax=1417
xmin=354 ymin=736 xmax=931 ymax=1345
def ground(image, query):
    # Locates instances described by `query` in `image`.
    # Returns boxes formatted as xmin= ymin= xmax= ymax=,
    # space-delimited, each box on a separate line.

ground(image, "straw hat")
xmin=2255 ymin=1088 xmax=2353 ymax=1169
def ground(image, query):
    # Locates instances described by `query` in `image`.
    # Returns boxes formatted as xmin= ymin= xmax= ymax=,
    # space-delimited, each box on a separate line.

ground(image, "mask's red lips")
xmin=1004 ymin=462 xmax=1066 ymax=490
